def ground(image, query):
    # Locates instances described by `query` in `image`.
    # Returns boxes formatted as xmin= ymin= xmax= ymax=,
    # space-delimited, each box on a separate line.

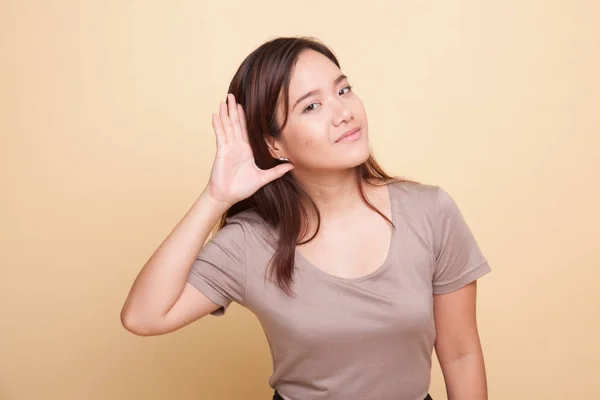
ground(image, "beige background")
xmin=1 ymin=1 xmax=598 ymax=399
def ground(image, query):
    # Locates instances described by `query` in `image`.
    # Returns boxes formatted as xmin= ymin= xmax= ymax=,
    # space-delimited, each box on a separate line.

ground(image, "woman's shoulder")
xmin=387 ymin=178 xmax=440 ymax=208
xmin=224 ymin=207 xmax=264 ymax=226
xmin=223 ymin=208 xmax=277 ymax=246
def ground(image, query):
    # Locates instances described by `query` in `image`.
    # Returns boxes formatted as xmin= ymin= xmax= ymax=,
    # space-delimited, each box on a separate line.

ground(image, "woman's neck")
xmin=294 ymin=169 xmax=381 ymax=228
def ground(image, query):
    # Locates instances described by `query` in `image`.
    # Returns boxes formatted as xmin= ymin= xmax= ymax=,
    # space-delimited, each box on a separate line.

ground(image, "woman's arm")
xmin=120 ymin=189 xmax=231 ymax=335
xmin=433 ymin=281 xmax=488 ymax=400
xmin=120 ymin=95 xmax=294 ymax=336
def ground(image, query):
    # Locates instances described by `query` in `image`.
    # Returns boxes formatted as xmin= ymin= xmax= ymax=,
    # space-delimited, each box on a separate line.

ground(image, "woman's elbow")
xmin=120 ymin=309 xmax=157 ymax=336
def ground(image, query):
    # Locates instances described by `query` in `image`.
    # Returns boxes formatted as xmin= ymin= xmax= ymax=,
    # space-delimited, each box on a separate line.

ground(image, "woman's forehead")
xmin=288 ymin=51 xmax=342 ymax=94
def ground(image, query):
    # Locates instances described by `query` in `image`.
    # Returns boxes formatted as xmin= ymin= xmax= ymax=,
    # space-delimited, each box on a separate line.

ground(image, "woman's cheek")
xmin=303 ymin=137 xmax=317 ymax=147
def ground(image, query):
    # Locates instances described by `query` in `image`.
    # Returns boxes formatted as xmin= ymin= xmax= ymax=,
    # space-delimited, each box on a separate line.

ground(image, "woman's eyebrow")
xmin=291 ymin=74 xmax=348 ymax=111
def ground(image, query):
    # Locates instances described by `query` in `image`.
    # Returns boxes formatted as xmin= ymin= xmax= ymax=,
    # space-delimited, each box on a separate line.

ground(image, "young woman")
xmin=121 ymin=36 xmax=491 ymax=400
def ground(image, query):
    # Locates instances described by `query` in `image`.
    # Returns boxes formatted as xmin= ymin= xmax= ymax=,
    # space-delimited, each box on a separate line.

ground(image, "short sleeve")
xmin=432 ymin=187 xmax=491 ymax=295
xmin=187 ymin=220 xmax=247 ymax=316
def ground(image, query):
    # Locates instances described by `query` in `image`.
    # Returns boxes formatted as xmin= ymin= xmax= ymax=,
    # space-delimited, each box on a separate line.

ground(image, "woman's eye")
xmin=303 ymin=103 xmax=319 ymax=113
xmin=339 ymin=85 xmax=353 ymax=95
xmin=302 ymin=86 xmax=352 ymax=113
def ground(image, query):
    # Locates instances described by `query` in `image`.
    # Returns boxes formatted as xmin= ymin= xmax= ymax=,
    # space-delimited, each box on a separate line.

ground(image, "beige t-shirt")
xmin=187 ymin=181 xmax=491 ymax=400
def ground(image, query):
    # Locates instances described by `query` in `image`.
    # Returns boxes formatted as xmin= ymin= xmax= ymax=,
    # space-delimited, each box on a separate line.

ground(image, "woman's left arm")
xmin=433 ymin=280 xmax=488 ymax=400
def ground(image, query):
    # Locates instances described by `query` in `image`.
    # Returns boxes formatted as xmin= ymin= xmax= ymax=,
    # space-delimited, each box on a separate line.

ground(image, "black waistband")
xmin=273 ymin=391 xmax=432 ymax=400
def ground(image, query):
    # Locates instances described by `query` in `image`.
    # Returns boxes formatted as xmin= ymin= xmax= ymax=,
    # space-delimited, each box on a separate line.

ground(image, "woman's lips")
xmin=335 ymin=127 xmax=362 ymax=143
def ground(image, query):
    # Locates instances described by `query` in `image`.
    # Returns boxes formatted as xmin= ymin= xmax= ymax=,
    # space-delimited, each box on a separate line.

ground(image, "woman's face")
xmin=269 ymin=49 xmax=371 ymax=172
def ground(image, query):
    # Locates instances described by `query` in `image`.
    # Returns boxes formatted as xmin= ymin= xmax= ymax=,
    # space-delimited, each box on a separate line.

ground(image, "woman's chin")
xmin=347 ymin=142 xmax=372 ymax=162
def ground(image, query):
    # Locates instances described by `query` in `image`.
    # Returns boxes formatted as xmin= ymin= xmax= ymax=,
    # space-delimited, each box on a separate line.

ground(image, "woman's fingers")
xmin=237 ymin=104 xmax=250 ymax=143
xmin=212 ymin=113 xmax=225 ymax=148
xmin=219 ymin=101 xmax=233 ymax=143
xmin=216 ymin=93 xmax=248 ymax=145
xmin=260 ymin=163 xmax=295 ymax=186
xmin=226 ymin=94 xmax=243 ymax=141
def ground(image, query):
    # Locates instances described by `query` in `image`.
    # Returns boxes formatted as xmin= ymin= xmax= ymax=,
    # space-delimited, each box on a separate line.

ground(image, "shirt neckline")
xmin=294 ymin=182 xmax=397 ymax=284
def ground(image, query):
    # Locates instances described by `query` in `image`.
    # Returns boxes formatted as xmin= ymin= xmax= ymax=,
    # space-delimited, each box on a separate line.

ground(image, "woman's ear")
xmin=265 ymin=135 xmax=282 ymax=159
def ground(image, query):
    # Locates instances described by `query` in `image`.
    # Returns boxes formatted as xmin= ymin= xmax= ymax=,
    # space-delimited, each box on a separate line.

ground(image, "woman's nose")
xmin=331 ymin=100 xmax=352 ymax=126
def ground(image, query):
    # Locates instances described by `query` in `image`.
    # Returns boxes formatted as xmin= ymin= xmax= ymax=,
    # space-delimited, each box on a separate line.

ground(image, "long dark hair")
xmin=214 ymin=36 xmax=414 ymax=296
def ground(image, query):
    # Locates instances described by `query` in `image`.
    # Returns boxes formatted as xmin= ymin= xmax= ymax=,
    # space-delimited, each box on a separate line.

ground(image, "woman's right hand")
xmin=205 ymin=93 xmax=295 ymax=207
